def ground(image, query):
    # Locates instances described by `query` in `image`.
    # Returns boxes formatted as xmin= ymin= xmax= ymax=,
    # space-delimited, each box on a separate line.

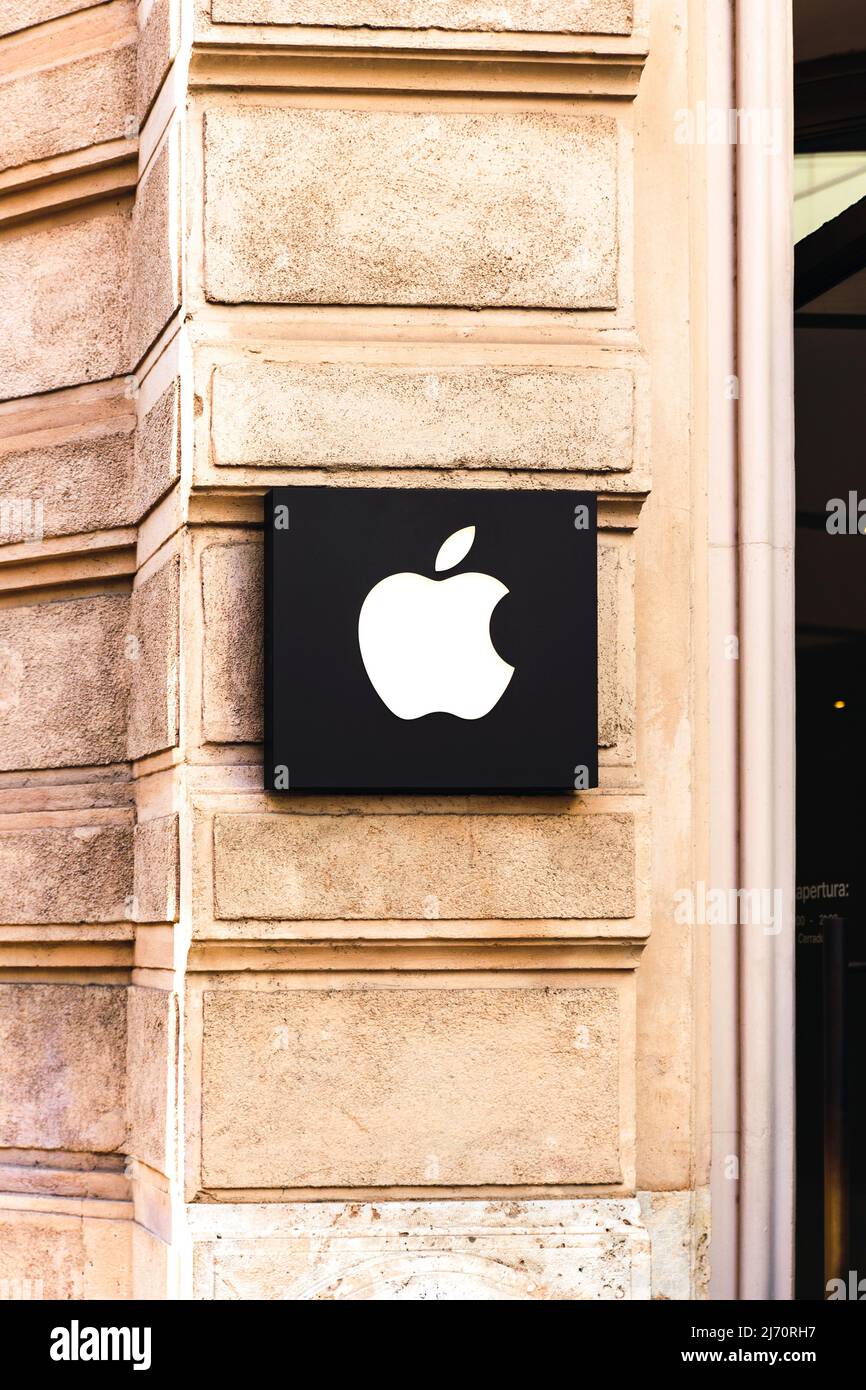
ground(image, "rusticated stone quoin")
xmin=0 ymin=983 xmax=126 ymax=1152
xmin=129 ymin=136 xmax=180 ymax=369
xmin=134 ymin=378 xmax=180 ymax=520
xmin=0 ymin=595 xmax=131 ymax=771
xmin=0 ymin=823 xmax=132 ymax=923
xmin=126 ymin=556 xmax=180 ymax=761
xmin=201 ymin=541 xmax=263 ymax=744
xmin=0 ymin=0 xmax=105 ymax=35
xmin=212 ymin=811 xmax=636 ymax=920
xmin=133 ymin=814 xmax=179 ymax=923
xmin=0 ymin=1211 xmax=131 ymax=1300
xmin=210 ymin=362 xmax=634 ymax=472
xmin=201 ymin=986 xmax=621 ymax=1188
xmin=0 ymin=45 xmax=135 ymax=174
xmin=209 ymin=1 xmax=634 ymax=35
xmin=0 ymin=208 xmax=131 ymax=400
xmin=126 ymin=986 xmax=174 ymax=1173
xmin=204 ymin=107 xmax=618 ymax=309
xmin=137 ymin=0 xmax=176 ymax=124
xmin=0 ymin=430 xmax=134 ymax=540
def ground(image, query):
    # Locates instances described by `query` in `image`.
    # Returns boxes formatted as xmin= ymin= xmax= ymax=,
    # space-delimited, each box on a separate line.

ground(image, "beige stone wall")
xmin=0 ymin=0 xmax=710 ymax=1300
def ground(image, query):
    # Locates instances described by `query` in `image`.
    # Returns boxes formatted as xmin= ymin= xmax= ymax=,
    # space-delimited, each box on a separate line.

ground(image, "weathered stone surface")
xmin=0 ymin=429 xmax=134 ymax=539
xmin=135 ymin=378 xmax=180 ymax=519
xmin=0 ymin=1 xmax=106 ymax=36
xmin=137 ymin=0 xmax=176 ymax=124
xmin=0 ymin=208 xmax=130 ymax=399
xmin=189 ymin=1198 xmax=650 ymax=1301
xmin=213 ymin=811 xmax=634 ymax=920
xmin=0 ymin=1211 xmax=84 ymax=1299
xmin=0 ymin=983 xmax=126 ymax=1151
xmin=126 ymin=986 xmax=174 ymax=1173
xmin=133 ymin=814 xmax=178 ymax=922
xmin=598 ymin=540 xmax=635 ymax=754
xmin=211 ymin=362 xmax=634 ymax=472
xmin=201 ymin=986 xmax=620 ymax=1187
xmin=638 ymin=1189 xmax=708 ymax=1301
xmin=127 ymin=556 xmax=179 ymax=761
xmin=0 ymin=823 xmax=132 ymax=923
xmin=0 ymin=594 xmax=131 ymax=770
xmin=129 ymin=135 xmax=179 ymax=367
xmin=0 ymin=44 xmax=135 ymax=173
xmin=210 ymin=1 xmax=633 ymax=34
xmin=201 ymin=542 xmax=262 ymax=743
xmin=0 ymin=1209 xmax=131 ymax=1300
xmin=204 ymin=108 xmax=618 ymax=308
xmin=133 ymin=1222 xmax=171 ymax=1299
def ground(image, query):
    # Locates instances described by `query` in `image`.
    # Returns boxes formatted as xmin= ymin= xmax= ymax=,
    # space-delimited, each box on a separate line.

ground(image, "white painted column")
xmin=734 ymin=0 xmax=796 ymax=1302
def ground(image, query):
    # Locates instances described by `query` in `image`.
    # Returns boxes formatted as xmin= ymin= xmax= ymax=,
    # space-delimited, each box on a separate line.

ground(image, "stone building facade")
xmin=0 ymin=0 xmax=738 ymax=1299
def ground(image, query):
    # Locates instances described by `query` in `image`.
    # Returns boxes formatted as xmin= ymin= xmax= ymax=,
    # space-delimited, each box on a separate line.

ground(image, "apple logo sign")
xmin=264 ymin=485 xmax=598 ymax=794
xmin=357 ymin=525 xmax=514 ymax=721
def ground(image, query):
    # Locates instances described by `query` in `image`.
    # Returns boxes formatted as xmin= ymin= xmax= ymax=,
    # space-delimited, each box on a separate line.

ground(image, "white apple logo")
xmin=358 ymin=525 xmax=515 ymax=720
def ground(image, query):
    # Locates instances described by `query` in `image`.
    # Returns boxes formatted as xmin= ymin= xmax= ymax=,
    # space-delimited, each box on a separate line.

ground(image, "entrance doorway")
xmin=794 ymin=0 xmax=866 ymax=1301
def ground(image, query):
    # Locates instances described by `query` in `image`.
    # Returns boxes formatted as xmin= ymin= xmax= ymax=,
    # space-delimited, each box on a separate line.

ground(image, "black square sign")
xmin=265 ymin=487 xmax=597 ymax=794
